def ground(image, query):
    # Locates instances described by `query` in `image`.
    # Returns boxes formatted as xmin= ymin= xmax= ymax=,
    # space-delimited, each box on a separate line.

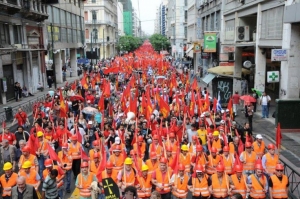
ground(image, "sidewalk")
xmin=0 ymin=76 xmax=81 ymax=127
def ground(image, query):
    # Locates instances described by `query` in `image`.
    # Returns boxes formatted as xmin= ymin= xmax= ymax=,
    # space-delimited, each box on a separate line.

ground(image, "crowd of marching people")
xmin=0 ymin=41 xmax=288 ymax=199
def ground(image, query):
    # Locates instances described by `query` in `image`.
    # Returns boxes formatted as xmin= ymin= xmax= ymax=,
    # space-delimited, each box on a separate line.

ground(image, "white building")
xmin=132 ymin=8 xmax=141 ymax=37
xmin=117 ymin=2 xmax=125 ymax=37
xmin=154 ymin=7 xmax=160 ymax=34
xmin=186 ymin=0 xmax=197 ymax=60
xmin=84 ymin=0 xmax=118 ymax=60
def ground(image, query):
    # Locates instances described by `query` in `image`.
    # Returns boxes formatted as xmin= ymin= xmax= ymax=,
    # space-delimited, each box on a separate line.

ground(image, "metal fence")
xmin=0 ymin=94 xmax=47 ymax=123
xmin=281 ymin=158 xmax=300 ymax=199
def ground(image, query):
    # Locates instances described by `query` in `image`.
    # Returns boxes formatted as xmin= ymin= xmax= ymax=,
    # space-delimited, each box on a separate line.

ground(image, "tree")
xmin=117 ymin=36 xmax=142 ymax=53
xmin=149 ymin=34 xmax=171 ymax=52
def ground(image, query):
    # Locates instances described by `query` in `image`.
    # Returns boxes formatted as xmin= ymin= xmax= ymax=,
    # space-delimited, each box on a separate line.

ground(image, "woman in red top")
xmin=0 ymin=127 xmax=16 ymax=145
xmin=12 ymin=108 xmax=29 ymax=127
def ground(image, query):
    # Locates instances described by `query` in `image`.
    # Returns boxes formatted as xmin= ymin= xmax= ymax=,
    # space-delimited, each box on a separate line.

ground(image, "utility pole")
xmin=90 ymin=31 xmax=93 ymax=65
xmin=50 ymin=23 xmax=57 ymax=89
xmin=103 ymin=27 xmax=105 ymax=59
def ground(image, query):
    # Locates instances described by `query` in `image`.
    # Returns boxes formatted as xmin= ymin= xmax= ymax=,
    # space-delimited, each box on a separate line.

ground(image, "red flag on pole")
xmin=276 ymin=122 xmax=282 ymax=149
xmin=80 ymin=147 xmax=90 ymax=161
xmin=96 ymin=140 xmax=107 ymax=181
xmin=47 ymin=143 xmax=60 ymax=163
xmin=170 ymin=147 xmax=180 ymax=174
xmin=27 ymin=134 xmax=39 ymax=155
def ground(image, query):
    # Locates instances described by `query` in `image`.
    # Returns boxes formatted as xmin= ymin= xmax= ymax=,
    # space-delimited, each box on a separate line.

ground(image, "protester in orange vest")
xmin=240 ymin=142 xmax=258 ymax=175
xmin=18 ymin=145 xmax=39 ymax=172
xmin=100 ymin=162 xmax=118 ymax=183
xmin=247 ymin=164 xmax=268 ymax=199
xmin=149 ymin=135 xmax=163 ymax=159
xmin=42 ymin=159 xmax=65 ymax=198
xmin=58 ymin=143 xmax=72 ymax=193
xmin=108 ymin=145 xmax=125 ymax=172
xmin=36 ymin=131 xmax=49 ymax=178
xmin=262 ymin=144 xmax=279 ymax=176
xmin=151 ymin=157 xmax=173 ymax=198
xmin=89 ymin=140 xmax=101 ymax=161
xmin=222 ymin=146 xmax=235 ymax=175
xmin=252 ymin=134 xmax=266 ymax=158
xmin=0 ymin=162 xmax=18 ymax=198
xmin=133 ymin=136 xmax=146 ymax=159
xmin=206 ymin=147 xmax=221 ymax=175
xmin=117 ymin=157 xmax=137 ymax=193
xmin=75 ymin=161 xmax=98 ymax=199
xmin=171 ymin=164 xmax=189 ymax=199
xmin=18 ymin=161 xmax=41 ymax=191
xmin=211 ymin=131 xmax=225 ymax=154
xmin=231 ymin=165 xmax=248 ymax=199
xmin=137 ymin=165 xmax=152 ymax=199
xmin=69 ymin=135 xmax=82 ymax=178
xmin=90 ymin=153 xmax=101 ymax=174
xmin=179 ymin=144 xmax=192 ymax=174
xmin=165 ymin=145 xmax=174 ymax=166
xmin=188 ymin=135 xmax=199 ymax=156
xmin=187 ymin=164 xmax=210 ymax=199
xmin=129 ymin=150 xmax=143 ymax=172
xmin=269 ymin=164 xmax=289 ymax=199
xmin=209 ymin=164 xmax=234 ymax=199
xmin=165 ymin=133 xmax=179 ymax=156
xmin=191 ymin=145 xmax=208 ymax=168
xmin=110 ymin=137 xmax=126 ymax=155
xmin=145 ymin=152 xmax=159 ymax=174
xmin=229 ymin=137 xmax=241 ymax=156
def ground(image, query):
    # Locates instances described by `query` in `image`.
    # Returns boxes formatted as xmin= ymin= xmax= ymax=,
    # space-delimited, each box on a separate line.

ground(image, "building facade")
xmin=117 ymin=2 xmax=125 ymax=37
xmin=84 ymin=0 xmax=118 ymax=61
xmin=132 ymin=8 xmax=141 ymax=37
xmin=0 ymin=0 xmax=48 ymax=104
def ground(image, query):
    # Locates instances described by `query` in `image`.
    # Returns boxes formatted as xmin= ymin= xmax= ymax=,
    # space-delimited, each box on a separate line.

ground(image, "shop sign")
xmin=204 ymin=32 xmax=216 ymax=53
xmin=271 ymin=49 xmax=288 ymax=61
xmin=267 ymin=71 xmax=279 ymax=83
xmin=201 ymin=52 xmax=210 ymax=59
xmin=194 ymin=42 xmax=201 ymax=53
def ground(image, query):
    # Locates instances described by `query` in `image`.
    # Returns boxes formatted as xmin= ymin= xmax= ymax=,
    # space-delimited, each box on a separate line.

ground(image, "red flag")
xmin=71 ymin=82 xmax=76 ymax=91
xmin=191 ymin=78 xmax=198 ymax=91
xmin=103 ymin=80 xmax=111 ymax=97
xmin=96 ymin=139 xmax=107 ymax=181
xmin=213 ymin=98 xmax=218 ymax=113
xmin=276 ymin=123 xmax=282 ymax=149
xmin=27 ymin=134 xmax=39 ymax=155
xmin=80 ymin=147 xmax=89 ymax=161
xmin=59 ymin=90 xmax=67 ymax=118
xmin=47 ymin=143 xmax=60 ymax=163
xmin=159 ymin=97 xmax=170 ymax=118
xmin=190 ymin=91 xmax=195 ymax=117
xmin=227 ymin=98 xmax=233 ymax=119
xmin=98 ymin=95 xmax=105 ymax=112
xmin=233 ymin=152 xmax=243 ymax=173
xmin=103 ymin=66 xmax=119 ymax=74
xmin=129 ymin=96 xmax=137 ymax=115
xmin=2 ymin=121 xmax=6 ymax=129
xmin=80 ymin=74 xmax=88 ymax=89
xmin=170 ymin=147 xmax=180 ymax=174
xmin=76 ymin=127 xmax=83 ymax=144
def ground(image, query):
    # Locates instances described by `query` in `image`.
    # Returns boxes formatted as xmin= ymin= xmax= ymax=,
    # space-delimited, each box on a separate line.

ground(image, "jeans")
xmin=65 ymin=170 xmax=71 ymax=191
xmin=38 ymin=155 xmax=45 ymax=178
xmin=98 ymin=193 xmax=105 ymax=199
xmin=58 ymin=188 xmax=64 ymax=199
xmin=202 ymin=144 xmax=208 ymax=154
xmin=262 ymin=105 xmax=269 ymax=118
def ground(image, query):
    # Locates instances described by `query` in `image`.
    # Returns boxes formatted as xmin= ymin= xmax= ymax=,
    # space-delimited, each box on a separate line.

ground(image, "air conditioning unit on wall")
xmin=236 ymin=26 xmax=250 ymax=42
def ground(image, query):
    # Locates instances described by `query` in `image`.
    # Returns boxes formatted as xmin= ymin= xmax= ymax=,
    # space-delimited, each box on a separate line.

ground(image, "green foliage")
xmin=149 ymin=34 xmax=171 ymax=52
xmin=117 ymin=36 xmax=142 ymax=52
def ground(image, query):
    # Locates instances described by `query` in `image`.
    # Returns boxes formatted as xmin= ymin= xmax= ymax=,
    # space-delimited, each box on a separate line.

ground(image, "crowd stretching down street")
xmin=0 ymin=42 xmax=287 ymax=199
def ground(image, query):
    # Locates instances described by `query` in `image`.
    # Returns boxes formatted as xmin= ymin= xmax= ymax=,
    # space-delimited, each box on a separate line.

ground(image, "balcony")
xmin=85 ymin=20 xmax=116 ymax=28
xmin=0 ymin=0 xmax=22 ymax=14
xmin=86 ymin=38 xmax=116 ymax=44
xmin=21 ymin=0 xmax=48 ymax=22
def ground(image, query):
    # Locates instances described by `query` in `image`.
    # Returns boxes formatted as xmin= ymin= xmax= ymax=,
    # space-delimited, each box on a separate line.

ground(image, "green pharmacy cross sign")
xmin=267 ymin=71 xmax=279 ymax=83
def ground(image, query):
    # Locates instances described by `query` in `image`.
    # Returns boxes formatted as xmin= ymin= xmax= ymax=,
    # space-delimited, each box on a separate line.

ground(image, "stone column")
xmin=54 ymin=52 xmax=62 ymax=83
xmin=233 ymin=47 xmax=243 ymax=95
xmin=8 ymin=24 xmax=14 ymax=45
xmin=61 ymin=50 xmax=66 ymax=66
xmin=70 ymin=48 xmax=78 ymax=77
xmin=0 ymin=58 xmax=7 ymax=104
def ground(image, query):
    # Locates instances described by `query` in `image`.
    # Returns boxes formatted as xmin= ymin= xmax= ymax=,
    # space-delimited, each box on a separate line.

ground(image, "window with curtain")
xmin=13 ymin=25 xmax=22 ymax=44
xmin=0 ymin=23 xmax=10 ymax=45
xmin=225 ymin=19 xmax=235 ymax=41
xmin=261 ymin=6 xmax=284 ymax=39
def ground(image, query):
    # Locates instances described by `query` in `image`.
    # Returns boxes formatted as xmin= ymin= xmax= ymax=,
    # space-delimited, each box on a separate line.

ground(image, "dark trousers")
xmin=192 ymin=196 xmax=209 ymax=199
xmin=72 ymin=159 xmax=81 ymax=178
xmin=248 ymin=115 xmax=253 ymax=130
xmin=161 ymin=192 xmax=171 ymax=199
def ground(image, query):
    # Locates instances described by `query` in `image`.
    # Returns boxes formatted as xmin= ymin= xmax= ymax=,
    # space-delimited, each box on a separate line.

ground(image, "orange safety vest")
xmin=77 ymin=172 xmax=95 ymax=198
xmin=18 ymin=154 xmax=37 ymax=171
xmin=229 ymin=142 xmax=236 ymax=155
xmin=191 ymin=176 xmax=210 ymax=197
xmin=165 ymin=141 xmax=178 ymax=156
xmin=242 ymin=151 xmax=257 ymax=171
xmin=212 ymin=139 xmax=222 ymax=151
xmin=0 ymin=173 xmax=18 ymax=196
xmin=19 ymin=170 xmax=40 ymax=190
xmin=149 ymin=144 xmax=163 ymax=159
xmin=193 ymin=153 xmax=207 ymax=166
xmin=109 ymin=143 xmax=126 ymax=155
xmin=189 ymin=143 xmax=196 ymax=156
xmin=155 ymin=168 xmax=172 ymax=193
xmin=133 ymin=143 xmax=146 ymax=158
xmin=145 ymin=159 xmax=158 ymax=174
xmin=270 ymin=175 xmax=288 ymax=199
xmin=137 ymin=174 xmax=152 ymax=198
xmin=109 ymin=154 xmax=124 ymax=172
xmin=42 ymin=166 xmax=64 ymax=188
xmin=168 ymin=156 xmax=174 ymax=167
xmin=264 ymin=153 xmax=279 ymax=174
xmin=121 ymin=169 xmax=136 ymax=189
xmin=172 ymin=174 xmax=189 ymax=198
xmin=69 ymin=142 xmax=81 ymax=159
xmin=231 ymin=174 xmax=247 ymax=199
xmin=206 ymin=155 xmax=221 ymax=175
xmin=252 ymin=141 xmax=265 ymax=158
xmin=250 ymin=174 xmax=266 ymax=199
xmin=179 ymin=153 xmax=191 ymax=173
xmin=58 ymin=151 xmax=72 ymax=171
xmin=132 ymin=158 xmax=143 ymax=171
xmin=38 ymin=140 xmax=48 ymax=156
xmin=89 ymin=149 xmax=101 ymax=161
xmin=101 ymin=170 xmax=118 ymax=184
xmin=223 ymin=154 xmax=234 ymax=174
xmin=211 ymin=173 xmax=229 ymax=198
xmin=90 ymin=160 xmax=100 ymax=174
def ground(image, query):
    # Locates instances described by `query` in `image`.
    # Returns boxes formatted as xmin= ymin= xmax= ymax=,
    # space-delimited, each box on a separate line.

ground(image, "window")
xmin=72 ymin=14 xmax=77 ymax=29
xmin=61 ymin=10 xmax=66 ymax=26
xmin=225 ymin=19 xmax=235 ymax=41
xmin=85 ymin=29 xmax=89 ymax=39
xmin=78 ymin=30 xmax=81 ymax=42
xmin=61 ymin=28 xmax=67 ymax=42
xmin=47 ymin=6 xmax=52 ymax=22
xmin=92 ymin=10 xmax=97 ymax=20
xmin=84 ymin=11 xmax=88 ymax=21
xmin=92 ymin=0 xmax=96 ymax=3
xmin=261 ymin=6 xmax=284 ymax=39
xmin=66 ymin=12 xmax=71 ymax=27
xmin=53 ymin=7 xmax=60 ymax=24
xmin=0 ymin=23 xmax=10 ymax=45
xmin=13 ymin=25 xmax=22 ymax=44
xmin=210 ymin=13 xmax=215 ymax=31
xmin=67 ymin=29 xmax=72 ymax=43
xmin=72 ymin=29 xmax=77 ymax=42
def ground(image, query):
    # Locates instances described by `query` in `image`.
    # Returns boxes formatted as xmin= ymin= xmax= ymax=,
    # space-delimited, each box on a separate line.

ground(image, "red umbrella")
xmin=70 ymin=95 xmax=84 ymax=101
xmin=240 ymin=95 xmax=256 ymax=103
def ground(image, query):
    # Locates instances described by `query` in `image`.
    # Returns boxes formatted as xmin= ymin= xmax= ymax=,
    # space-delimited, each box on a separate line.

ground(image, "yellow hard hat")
xmin=3 ymin=162 xmax=13 ymax=171
xmin=124 ymin=157 xmax=133 ymax=165
xmin=37 ymin=131 xmax=44 ymax=137
xmin=141 ymin=165 xmax=149 ymax=171
xmin=181 ymin=144 xmax=189 ymax=151
xmin=213 ymin=131 xmax=220 ymax=136
xmin=22 ymin=161 xmax=32 ymax=169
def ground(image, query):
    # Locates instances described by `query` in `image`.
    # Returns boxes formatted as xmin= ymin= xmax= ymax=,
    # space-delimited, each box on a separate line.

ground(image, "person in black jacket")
xmin=14 ymin=82 xmax=19 ymax=102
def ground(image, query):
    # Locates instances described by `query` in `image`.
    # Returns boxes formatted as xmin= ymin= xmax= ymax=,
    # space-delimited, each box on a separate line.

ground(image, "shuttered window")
xmin=261 ymin=6 xmax=284 ymax=39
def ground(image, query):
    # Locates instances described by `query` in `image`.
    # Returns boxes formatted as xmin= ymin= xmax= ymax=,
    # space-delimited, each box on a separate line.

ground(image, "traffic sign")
xmin=267 ymin=71 xmax=279 ymax=83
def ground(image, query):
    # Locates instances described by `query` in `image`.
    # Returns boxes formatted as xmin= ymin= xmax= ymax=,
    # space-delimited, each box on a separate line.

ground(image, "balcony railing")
xmin=85 ymin=20 xmax=116 ymax=27
xmin=86 ymin=38 xmax=116 ymax=44
xmin=0 ymin=0 xmax=21 ymax=7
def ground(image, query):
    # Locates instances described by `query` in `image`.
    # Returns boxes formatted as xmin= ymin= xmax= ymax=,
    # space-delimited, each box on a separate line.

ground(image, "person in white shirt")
xmin=259 ymin=92 xmax=271 ymax=118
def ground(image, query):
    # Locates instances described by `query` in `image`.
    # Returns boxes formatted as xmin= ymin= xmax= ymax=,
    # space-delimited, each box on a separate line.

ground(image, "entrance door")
xmin=3 ymin=65 xmax=15 ymax=100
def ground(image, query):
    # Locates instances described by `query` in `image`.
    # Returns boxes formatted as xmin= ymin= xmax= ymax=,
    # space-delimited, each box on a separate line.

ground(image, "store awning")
xmin=186 ymin=45 xmax=193 ymax=53
xmin=207 ymin=66 xmax=251 ymax=77
xmin=187 ymin=49 xmax=194 ymax=58
xmin=202 ymin=73 xmax=216 ymax=84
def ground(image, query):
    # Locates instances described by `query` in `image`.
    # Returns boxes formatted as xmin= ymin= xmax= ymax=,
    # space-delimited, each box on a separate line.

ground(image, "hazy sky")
xmin=131 ymin=0 xmax=162 ymax=35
